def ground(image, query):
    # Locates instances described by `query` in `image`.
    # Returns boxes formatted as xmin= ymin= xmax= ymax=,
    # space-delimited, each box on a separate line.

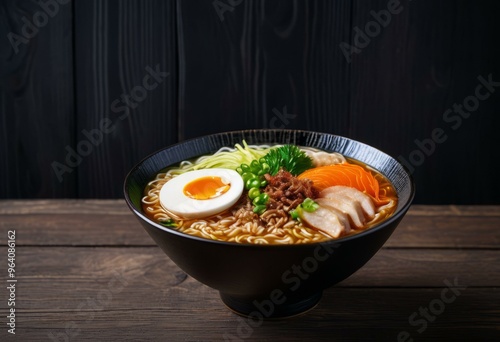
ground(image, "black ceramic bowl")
xmin=124 ymin=130 xmax=415 ymax=318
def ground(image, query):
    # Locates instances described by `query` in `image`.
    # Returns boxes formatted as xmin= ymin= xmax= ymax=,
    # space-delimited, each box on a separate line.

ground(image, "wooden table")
xmin=1 ymin=201 xmax=499 ymax=341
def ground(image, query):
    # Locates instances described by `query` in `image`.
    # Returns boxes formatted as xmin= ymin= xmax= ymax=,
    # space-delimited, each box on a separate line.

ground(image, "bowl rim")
xmin=123 ymin=129 xmax=415 ymax=249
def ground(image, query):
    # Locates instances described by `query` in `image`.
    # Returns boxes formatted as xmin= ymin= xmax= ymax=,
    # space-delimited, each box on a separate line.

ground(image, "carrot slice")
xmin=297 ymin=163 xmax=390 ymax=205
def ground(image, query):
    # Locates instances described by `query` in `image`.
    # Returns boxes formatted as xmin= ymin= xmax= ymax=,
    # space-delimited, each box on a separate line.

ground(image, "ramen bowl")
xmin=124 ymin=130 xmax=415 ymax=318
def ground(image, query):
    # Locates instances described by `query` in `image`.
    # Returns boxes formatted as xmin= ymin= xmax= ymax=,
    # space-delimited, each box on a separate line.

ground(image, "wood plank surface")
xmin=1 ymin=246 xmax=498 ymax=340
xmin=1 ymin=246 xmax=498 ymax=292
xmin=1 ymin=201 xmax=499 ymax=248
xmin=6 ymin=288 xmax=500 ymax=341
xmin=2 ymin=211 xmax=500 ymax=248
xmin=0 ymin=201 xmax=499 ymax=340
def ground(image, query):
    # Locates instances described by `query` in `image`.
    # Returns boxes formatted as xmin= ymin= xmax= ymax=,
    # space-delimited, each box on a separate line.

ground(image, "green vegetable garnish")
xmin=236 ymin=144 xmax=313 ymax=215
xmin=252 ymin=193 xmax=269 ymax=206
xmin=158 ymin=219 xmax=178 ymax=227
xmin=290 ymin=208 xmax=300 ymax=220
xmin=237 ymin=158 xmax=270 ymax=211
xmin=301 ymin=198 xmax=319 ymax=212
xmin=263 ymin=145 xmax=313 ymax=176
xmin=248 ymin=188 xmax=261 ymax=200
xmin=245 ymin=178 xmax=261 ymax=190
xmin=253 ymin=205 xmax=266 ymax=214
xmin=290 ymin=198 xmax=318 ymax=220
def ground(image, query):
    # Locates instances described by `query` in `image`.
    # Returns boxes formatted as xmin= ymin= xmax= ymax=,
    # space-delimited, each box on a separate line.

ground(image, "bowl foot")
xmin=220 ymin=291 xmax=322 ymax=319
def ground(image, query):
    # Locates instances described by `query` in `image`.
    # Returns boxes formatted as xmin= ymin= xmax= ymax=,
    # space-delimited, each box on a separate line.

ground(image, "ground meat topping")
xmin=264 ymin=169 xmax=318 ymax=212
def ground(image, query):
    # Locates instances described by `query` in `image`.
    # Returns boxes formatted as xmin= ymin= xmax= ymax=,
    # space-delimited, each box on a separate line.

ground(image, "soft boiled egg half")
xmin=159 ymin=168 xmax=244 ymax=219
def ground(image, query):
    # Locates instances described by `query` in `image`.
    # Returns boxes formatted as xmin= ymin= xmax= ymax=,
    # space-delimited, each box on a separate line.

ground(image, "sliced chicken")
xmin=316 ymin=197 xmax=365 ymax=228
xmin=299 ymin=207 xmax=347 ymax=238
xmin=297 ymin=185 xmax=377 ymax=238
xmin=320 ymin=186 xmax=375 ymax=218
xmin=314 ymin=198 xmax=351 ymax=232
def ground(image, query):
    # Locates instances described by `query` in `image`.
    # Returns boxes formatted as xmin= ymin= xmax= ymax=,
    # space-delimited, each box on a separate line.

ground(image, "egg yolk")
xmin=183 ymin=176 xmax=230 ymax=200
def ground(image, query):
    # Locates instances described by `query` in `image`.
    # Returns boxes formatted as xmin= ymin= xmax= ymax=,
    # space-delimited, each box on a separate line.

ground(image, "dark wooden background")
xmin=1 ymin=0 xmax=499 ymax=203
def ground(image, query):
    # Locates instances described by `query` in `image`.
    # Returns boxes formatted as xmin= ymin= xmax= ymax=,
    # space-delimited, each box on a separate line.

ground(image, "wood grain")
xmin=0 ymin=0 xmax=76 ymax=198
xmin=177 ymin=0 xmax=352 ymax=140
xmin=3 ymin=246 xmax=498 ymax=292
xmin=11 ymin=288 xmax=500 ymax=341
xmin=349 ymin=0 xmax=500 ymax=204
xmin=0 ymin=201 xmax=498 ymax=341
xmin=74 ymin=0 xmax=178 ymax=198
xmin=1 ymin=0 xmax=499 ymax=204
xmin=2 ymin=212 xmax=500 ymax=248
xmin=1 ymin=246 xmax=498 ymax=340
xmin=1 ymin=201 xmax=499 ymax=248
xmin=0 ymin=199 xmax=129 ymax=215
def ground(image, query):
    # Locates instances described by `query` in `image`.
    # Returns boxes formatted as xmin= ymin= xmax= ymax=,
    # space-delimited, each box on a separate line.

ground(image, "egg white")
xmin=159 ymin=168 xmax=244 ymax=219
